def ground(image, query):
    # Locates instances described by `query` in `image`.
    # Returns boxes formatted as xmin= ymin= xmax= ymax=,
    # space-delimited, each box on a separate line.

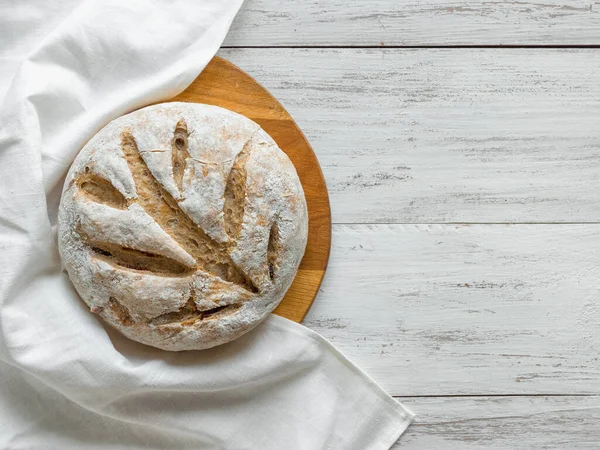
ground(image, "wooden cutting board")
xmin=171 ymin=56 xmax=331 ymax=323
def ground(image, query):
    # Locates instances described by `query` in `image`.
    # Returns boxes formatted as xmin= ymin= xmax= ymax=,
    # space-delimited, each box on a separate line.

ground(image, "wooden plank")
xmin=302 ymin=224 xmax=600 ymax=396
xmin=219 ymin=48 xmax=600 ymax=224
xmin=394 ymin=396 xmax=600 ymax=449
xmin=225 ymin=0 xmax=600 ymax=47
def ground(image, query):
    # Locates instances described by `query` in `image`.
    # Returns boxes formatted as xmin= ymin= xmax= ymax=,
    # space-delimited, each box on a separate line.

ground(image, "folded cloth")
xmin=0 ymin=1 xmax=414 ymax=448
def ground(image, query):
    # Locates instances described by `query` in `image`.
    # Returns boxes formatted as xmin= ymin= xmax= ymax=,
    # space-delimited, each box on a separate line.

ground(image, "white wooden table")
xmin=220 ymin=2 xmax=600 ymax=448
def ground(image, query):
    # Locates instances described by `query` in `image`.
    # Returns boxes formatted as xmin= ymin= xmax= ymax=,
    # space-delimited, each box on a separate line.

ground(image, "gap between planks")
xmin=333 ymin=222 xmax=600 ymax=225
xmin=223 ymin=45 xmax=600 ymax=49
xmin=394 ymin=394 xmax=598 ymax=399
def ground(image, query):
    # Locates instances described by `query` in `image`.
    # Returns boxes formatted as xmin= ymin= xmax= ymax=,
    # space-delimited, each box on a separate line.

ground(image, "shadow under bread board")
xmin=170 ymin=56 xmax=332 ymax=323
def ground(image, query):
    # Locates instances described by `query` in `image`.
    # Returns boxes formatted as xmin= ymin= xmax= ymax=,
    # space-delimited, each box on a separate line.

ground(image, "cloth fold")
xmin=0 ymin=1 xmax=414 ymax=448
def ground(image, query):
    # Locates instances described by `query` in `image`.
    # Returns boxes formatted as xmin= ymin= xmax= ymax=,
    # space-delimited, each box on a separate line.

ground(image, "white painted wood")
xmin=394 ymin=396 xmax=600 ymax=449
xmin=225 ymin=0 xmax=600 ymax=46
xmin=219 ymin=48 xmax=600 ymax=224
xmin=303 ymin=224 xmax=600 ymax=396
xmin=216 ymin=42 xmax=600 ymax=445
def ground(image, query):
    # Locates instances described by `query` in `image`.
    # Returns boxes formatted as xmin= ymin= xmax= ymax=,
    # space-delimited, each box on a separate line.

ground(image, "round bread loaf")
xmin=58 ymin=102 xmax=308 ymax=351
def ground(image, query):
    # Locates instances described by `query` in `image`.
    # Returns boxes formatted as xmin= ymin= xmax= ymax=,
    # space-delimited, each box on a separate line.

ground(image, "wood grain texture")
xmin=304 ymin=224 xmax=600 ymax=396
xmin=171 ymin=57 xmax=332 ymax=322
xmin=219 ymin=48 xmax=600 ymax=224
xmin=394 ymin=396 xmax=600 ymax=448
xmin=221 ymin=10 xmax=600 ymax=446
xmin=225 ymin=0 xmax=600 ymax=46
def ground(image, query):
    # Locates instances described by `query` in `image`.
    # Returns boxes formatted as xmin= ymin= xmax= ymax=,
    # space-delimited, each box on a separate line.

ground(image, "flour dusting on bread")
xmin=58 ymin=102 xmax=308 ymax=351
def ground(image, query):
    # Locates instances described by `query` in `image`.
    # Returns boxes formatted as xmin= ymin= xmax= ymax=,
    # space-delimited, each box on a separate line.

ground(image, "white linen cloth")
xmin=0 ymin=0 xmax=414 ymax=448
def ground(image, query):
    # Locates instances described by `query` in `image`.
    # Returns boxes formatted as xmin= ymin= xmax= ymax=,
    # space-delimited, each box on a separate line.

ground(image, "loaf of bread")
xmin=58 ymin=102 xmax=308 ymax=351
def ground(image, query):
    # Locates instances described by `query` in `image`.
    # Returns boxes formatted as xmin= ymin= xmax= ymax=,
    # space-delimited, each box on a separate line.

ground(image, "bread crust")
xmin=58 ymin=102 xmax=308 ymax=351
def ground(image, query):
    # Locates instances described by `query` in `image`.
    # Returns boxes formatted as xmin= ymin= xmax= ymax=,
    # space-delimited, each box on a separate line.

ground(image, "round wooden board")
xmin=171 ymin=56 xmax=331 ymax=323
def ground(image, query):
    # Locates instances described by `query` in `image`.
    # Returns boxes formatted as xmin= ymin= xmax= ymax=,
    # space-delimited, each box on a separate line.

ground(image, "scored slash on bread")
xmin=75 ymin=122 xmax=258 ymax=292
